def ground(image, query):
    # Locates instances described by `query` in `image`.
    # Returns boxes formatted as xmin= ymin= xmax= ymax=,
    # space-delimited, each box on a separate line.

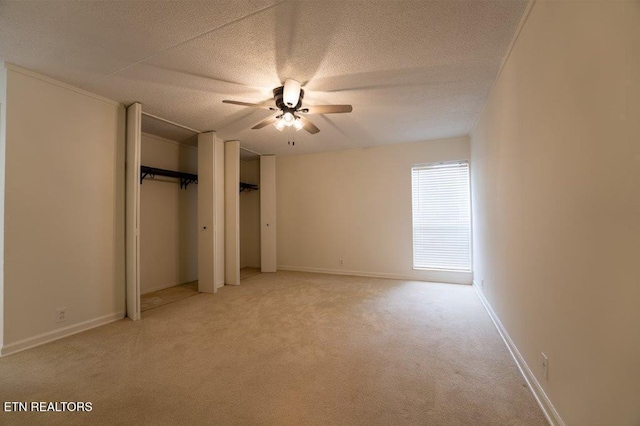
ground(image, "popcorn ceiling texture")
xmin=0 ymin=1 xmax=528 ymax=155
xmin=0 ymin=271 xmax=547 ymax=425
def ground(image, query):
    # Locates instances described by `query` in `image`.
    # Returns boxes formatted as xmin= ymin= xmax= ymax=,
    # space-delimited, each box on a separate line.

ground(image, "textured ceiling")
xmin=0 ymin=0 xmax=529 ymax=156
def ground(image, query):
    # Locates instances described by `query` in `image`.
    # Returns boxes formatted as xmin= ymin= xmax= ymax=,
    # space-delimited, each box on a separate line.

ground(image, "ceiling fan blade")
xmin=299 ymin=104 xmax=353 ymax=114
xmin=223 ymin=100 xmax=276 ymax=110
xmin=252 ymin=115 xmax=279 ymax=129
xmin=299 ymin=116 xmax=320 ymax=134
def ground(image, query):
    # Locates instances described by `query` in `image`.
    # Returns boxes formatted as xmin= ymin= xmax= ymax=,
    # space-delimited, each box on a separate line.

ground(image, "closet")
xmin=125 ymin=103 xmax=209 ymax=318
xmin=138 ymin=113 xmax=199 ymax=313
xmin=125 ymin=103 xmax=276 ymax=321
xmin=239 ymin=149 xmax=261 ymax=279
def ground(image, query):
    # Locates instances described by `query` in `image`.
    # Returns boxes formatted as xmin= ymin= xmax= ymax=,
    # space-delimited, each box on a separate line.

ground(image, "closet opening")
xmin=240 ymin=147 xmax=262 ymax=281
xmin=139 ymin=113 xmax=200 ymax=313
xmin=126 ymin=103 xmax=272 ymax=319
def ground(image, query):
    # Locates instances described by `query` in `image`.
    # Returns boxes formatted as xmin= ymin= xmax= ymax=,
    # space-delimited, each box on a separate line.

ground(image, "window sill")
xmin=413 ymin=267 xmax=472 ymax=273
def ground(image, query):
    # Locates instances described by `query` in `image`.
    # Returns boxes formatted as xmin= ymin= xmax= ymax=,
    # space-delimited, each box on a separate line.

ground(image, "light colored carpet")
xmin=140 ymin=281 xmax=198 ymax=312
xmin=0 ymin=271 xmax=547 ymax=425
xmin=240 ymin=267 xmax=261 ymax=281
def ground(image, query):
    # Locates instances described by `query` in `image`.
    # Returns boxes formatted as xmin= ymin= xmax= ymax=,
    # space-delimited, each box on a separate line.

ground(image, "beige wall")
xmin=240 ymin=160 xmax=260 ymax=269
xmin=140 ymin=133 xmax=197 ymax=294
xmin=2 ymin=65 xmax=125 ymax=353
xmin=277 ymin=137 xmax=471 ymax=283
xmin=470 ymin=1 xmax=640 ymax=425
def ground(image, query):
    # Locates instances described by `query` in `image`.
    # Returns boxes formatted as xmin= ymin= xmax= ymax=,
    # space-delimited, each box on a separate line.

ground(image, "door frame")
xmin=125 ymin=103 xmax=141 ymax=320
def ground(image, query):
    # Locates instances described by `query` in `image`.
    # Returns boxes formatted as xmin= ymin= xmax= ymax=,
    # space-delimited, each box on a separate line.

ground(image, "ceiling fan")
xmin=222 ymin=79 xmax=353 ymax=134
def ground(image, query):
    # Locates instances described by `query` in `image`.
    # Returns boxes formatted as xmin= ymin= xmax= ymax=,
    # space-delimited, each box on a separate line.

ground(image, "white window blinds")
xmin=411 ymin=161 xmax=471 ymax=271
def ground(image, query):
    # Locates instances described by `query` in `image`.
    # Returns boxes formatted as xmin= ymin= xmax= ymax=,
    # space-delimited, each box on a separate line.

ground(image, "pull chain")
xmin=287 ymin=125 xmax=295 ymax=146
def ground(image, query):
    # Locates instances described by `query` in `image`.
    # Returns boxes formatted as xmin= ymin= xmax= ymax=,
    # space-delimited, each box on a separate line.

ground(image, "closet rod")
xmin=141 ymin=111 xmax=202 ymax=134
xmin=140 ymin=166 xmax=197 ymax=189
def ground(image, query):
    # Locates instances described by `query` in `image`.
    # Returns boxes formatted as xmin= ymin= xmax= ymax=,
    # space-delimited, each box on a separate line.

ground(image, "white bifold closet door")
xmin=260 ymin=155 xmax=277 ymax=272
xmin=125 ymin=103 xmax=141 ymax=320
xmin=224 ymin=141 xmax=240 ymax=285
xmin=198 ymin=132 xmax=225 ymax=292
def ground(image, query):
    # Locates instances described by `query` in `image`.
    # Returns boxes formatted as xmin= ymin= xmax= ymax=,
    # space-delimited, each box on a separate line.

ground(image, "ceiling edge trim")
xmin=469 ymin=0 xmax=537 ymax=137
xmin=276 ymin=134 xmax=470 ymax=161
xmin=3 ymin=62 xmax=121 ymax=107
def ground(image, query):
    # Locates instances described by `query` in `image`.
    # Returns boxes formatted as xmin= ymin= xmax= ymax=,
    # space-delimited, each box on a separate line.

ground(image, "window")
xmin=411 ymin=161 xmax=471 ymax=271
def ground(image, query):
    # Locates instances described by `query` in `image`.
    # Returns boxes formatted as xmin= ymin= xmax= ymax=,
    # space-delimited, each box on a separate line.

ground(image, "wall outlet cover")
xmin=56 ymin=308 xmax=67 ymax=323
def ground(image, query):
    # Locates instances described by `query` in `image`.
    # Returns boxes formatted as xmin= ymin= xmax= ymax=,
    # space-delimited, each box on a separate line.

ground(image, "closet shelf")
xmin=240 ymin=182 xmax=259 ymax=193
xmin=140 ymin=166 xmax=198 ymax=189
xmin=140 ymin=166 xmax=259 ymax=193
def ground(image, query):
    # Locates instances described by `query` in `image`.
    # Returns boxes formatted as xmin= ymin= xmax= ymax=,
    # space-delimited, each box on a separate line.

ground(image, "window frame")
xmin=411 ymin=160 xmax=473 ymax=273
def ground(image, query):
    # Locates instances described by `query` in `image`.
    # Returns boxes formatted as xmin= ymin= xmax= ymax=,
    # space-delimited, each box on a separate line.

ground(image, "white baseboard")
xmin=278 ymin=265 xmax=423 ymax=281
xmin=472 ymin=282 xmax=564 ymax=426
xmin=277 ymin=265 xmax=470 ymax=285
xmin=1 ymin=311 xmax=125 ymax=357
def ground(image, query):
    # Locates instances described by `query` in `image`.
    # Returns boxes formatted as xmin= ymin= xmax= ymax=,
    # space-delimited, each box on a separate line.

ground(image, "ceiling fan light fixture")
xmin=282 ymin=112 xmax=295 ymax=126
xmin=293 ymin=118 xmax=304 ymax=131
xmin=283 ymin=79 xmax=301 ymax=107
xmin=274 ymin=119 xmax=286 ymax=131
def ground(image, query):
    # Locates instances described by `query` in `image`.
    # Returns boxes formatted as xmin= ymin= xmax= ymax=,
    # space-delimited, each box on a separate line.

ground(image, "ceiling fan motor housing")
xmin=273 ymin=86 xmax=304 ymax=111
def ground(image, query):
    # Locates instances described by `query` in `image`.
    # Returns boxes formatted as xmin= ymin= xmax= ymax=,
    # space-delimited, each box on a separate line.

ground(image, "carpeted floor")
xmin=140 ymin=281 xmax=199 ymax=312
xmin=140 ymin=270 xmax=260 ymax=313
xmin=241 ymin=267 xmax=262 ymax=281
xmin=0 ymin=271 xmax=547 ymax=425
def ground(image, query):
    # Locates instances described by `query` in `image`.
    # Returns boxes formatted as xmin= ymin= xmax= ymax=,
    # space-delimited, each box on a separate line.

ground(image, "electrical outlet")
xmin=541 ymin=352 xmax=548 ymax=380
xmin=56 ymin=308 xmax=67 ymax=323
xmin=339 ymin=259 xmax=344 ymax=266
